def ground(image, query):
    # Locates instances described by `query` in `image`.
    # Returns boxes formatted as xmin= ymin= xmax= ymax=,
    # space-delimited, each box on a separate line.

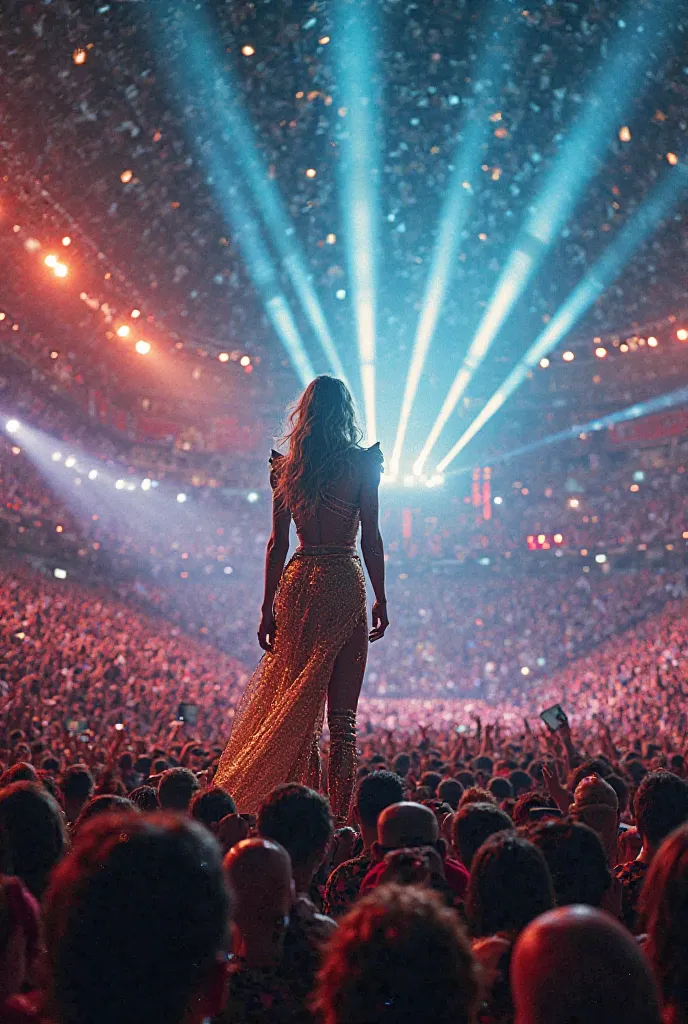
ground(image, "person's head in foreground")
xmin=224 ymin=838 xmax=294 ymax=967
xmin=258 ymin=784 xmax=333 ymax=894
xmin=157 ymin=766 xmax=201 ymax=812
xmin=467 ymin=832 xmax=554 ymax=938
xmin=374 ymin=801 xmax=440 ymax=856
xmin=528 ymin=819 xmax=611 ymax=907
xmin=452 ymin=801 xmax=513 ymax=871
xmin=640 ymin=823 xmax=688 ymax=1023
xmin=570 ymin=774 xmax=619 ymax=864
xmin=634 ymin=771 xmax=688 ymax=859
xmin=0 ymin=782 xmax=67 ymax=899
xmin=313 ymin=884 xmax=478 ymax=1024
xmin=0 ymin=874 xmax=41 ymax=1006
xmin=190 ymin=787 xmax=237 ymax=835
xmin=354 ymin=771 xmax=405 ymax=845
xmin=43 ymin=812 xmax=231 ymax=1024
xmin=511 ymin=905 xmax=661 ymax=1024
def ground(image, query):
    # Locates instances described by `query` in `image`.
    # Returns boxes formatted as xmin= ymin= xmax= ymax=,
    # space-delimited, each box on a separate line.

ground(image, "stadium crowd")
xmin=1 ymin=551 xmax=688 ymax=1022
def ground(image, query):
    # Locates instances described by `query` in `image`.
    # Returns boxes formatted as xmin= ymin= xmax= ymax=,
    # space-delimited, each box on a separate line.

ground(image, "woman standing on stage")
xmin=215 ymin=376 xmax=389 ymax=823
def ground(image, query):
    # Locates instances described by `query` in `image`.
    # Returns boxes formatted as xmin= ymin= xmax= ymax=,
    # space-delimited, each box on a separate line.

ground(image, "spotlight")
xmin=619 ymin=125 xmax=632 ymax=142
xmin=595 ymin=553 xmax=607 ymax=563
xmin=247 ymin=491 xmax=259 ymax=503
xmin=677 ymin=328 xmax=688 ymax=341
xmin=73 ymin=48 xmax=87 ymax=65
xmin=568 ymin=498 xmax=580 ymax=509
xmin=64 ymin=456 xmax=76 ymax=468
xmin=5 ymin=419 xmax=20 ymax=434
xmin=218 ymin=352 xmax=229 ymax=362
xmin=116 ymin=325 xmax=131 ymax=338
xmin=494 ymin=496 xmax=503 ymax=505
xmin=62 ymin=236 xmax=71 ymax=247
xmin=53 ymin=262 xmax=68 ymax=278
xmin=241 ymin=44 xmax=255 ymax=56
xmin=562 ymin=350 xmax=575 ymax=362
xmin=115 ymin=479 xmax=126 ymax=490
xmin=135 ymin=340 xmax=151 ymax=355
xmin=50 ymin=351 xmax=59 ymax=359
xmin=52 ymin=452 xmax=62 ymax=462
xmin=595 ymin=347 xmax=607 ymax=358
xmin=619 ymin=342 xmax=629 ymax=352
xmin=54 ymin=568 xmax=68 ymax=580
xmin=88 ymin=469 xmax=98 ymax=480
xmin=120 ymin=170 xmax=133 ymax=184
xmin=141 ymin=478 xmax=152 ymax=491
xmin=44 ymin=255 xmax=57 ymax=268
xmin=336 ymin=289 xmax=346 ymax=300
xmin=553 ymin=533 xmax=563 ymax=544
xmin=240 ymin=355 xmax=251 ymax=367
xmin=520 ymin=666 xmax=530 ymax=676
xmin=648 ymin=336 xmax=658 ymax=347
xmin=539 ymin=358 xmax=550 ymax=368
xmin=11 ymin=446 xmax=20 ymax=456
xmin=305 ymin=168 xmax=317 ymax=179
xmin=176 ymin=492 xmax=187 ymax=503
xmin=223 ymin=566 xmax=233 ymax=574
xmin=131 ymin=309 xmax=141 ymax=319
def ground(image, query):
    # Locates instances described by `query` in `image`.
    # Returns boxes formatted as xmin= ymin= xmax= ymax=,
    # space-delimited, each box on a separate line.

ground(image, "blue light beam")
xmin=466 ymin=383 xmax=688 ymax=472
xmin=335 ymin=0 xmax=380 ymax=442
xmin=390 ymin=4 xmax=518 ymax=479
xmin=212 ymin=78 xmax=349 ymax=386
xmin=436 ymin=160 xmax=688 ymax=472
xmin=147 ymin=5 xmax=315 ymax=387
xmin=414 ymin=0 xmax=679 ymax=475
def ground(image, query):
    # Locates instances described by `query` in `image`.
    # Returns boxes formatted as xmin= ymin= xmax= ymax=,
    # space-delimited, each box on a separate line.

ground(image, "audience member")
xmin=0 ymin=783 xmax=67 ymax=899
xmin=221 ymin=838 xmax=303 ymax=1024
xmin=639 ymin=824 xmax=688 ymax=1024
xmin=158 ymin=767 xmax=201 ymax=812
xmin=324 ymin=771 xmax=405 ymax=918
xmin=313 ymin=885 xmax=479 ymax=1024
xmin=452 ymin=802 xmax=513 ymax=872
xmin=615 ymin=772 xmax=688 ymax=930
xmin=511 ymin=906 xmax=661 ymax=1024
xmin=43 ymin=813 xmax=231 ymax=1024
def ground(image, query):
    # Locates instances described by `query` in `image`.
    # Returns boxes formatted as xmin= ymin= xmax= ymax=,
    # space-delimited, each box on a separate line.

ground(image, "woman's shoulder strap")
xmin=361 ymin=441 xmax=384 ymax=482
xmin=269 ymin=449 xmax=284 ymax=490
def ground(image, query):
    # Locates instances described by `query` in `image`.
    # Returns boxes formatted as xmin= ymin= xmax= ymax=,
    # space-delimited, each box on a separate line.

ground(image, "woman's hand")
xmin=258 ymin=607 xmax=277 ymax=652
xmin=369 ymin=600 xmax=389 ymax=642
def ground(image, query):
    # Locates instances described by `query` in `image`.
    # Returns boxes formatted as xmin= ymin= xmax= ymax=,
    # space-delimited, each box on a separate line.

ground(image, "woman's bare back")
xmin=292 ymin=447 xmax=370 ymax=548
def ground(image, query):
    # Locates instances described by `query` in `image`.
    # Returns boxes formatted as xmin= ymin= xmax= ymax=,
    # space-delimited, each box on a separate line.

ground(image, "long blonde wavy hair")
xmin=273 ymin=376 xmax=363 ymax=519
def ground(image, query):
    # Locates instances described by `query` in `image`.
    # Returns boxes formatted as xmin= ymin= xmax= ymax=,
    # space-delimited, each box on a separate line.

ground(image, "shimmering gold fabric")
xmin=215 ymin=547 xmax=366 ymax=813
xmin=328 ymin=709 xmax=358 ymax=826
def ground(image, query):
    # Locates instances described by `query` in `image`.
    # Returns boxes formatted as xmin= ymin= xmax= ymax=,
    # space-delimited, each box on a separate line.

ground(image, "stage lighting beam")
xmin=437 ymin=161 xmax=688 ymax=472
xmin=335 ymin=0 xmax=380 ymax=442
xmin=414 ymin=0 xmax=680 ymax=474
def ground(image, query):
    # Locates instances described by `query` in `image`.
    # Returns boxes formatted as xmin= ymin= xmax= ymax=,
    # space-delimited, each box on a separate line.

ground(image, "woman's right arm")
xmin=360 ymin=451 xmax=389 ymax=642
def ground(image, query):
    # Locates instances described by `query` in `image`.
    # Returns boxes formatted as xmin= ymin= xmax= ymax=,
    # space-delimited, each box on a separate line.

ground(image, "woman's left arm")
xmin=258 ymin=494 xmax=291 ymax=651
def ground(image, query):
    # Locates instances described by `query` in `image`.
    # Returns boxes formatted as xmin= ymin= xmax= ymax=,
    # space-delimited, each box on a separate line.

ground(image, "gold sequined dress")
xmin=215 ymin=449 xmax=378 ymax=814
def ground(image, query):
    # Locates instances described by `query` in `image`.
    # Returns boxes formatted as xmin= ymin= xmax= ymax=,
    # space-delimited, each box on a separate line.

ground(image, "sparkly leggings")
xmin=328 ymin=709 xmax=357 ymax=826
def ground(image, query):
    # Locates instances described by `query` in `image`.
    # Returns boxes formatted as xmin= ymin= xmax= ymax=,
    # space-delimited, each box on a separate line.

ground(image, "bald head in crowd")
xmin=511 ymin=906 xmax=660 ymax=1024
xmin=377 ymin=802 xmax=439 ymax=850
xmin=223 ymin=839 xmax=293 ymax=963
